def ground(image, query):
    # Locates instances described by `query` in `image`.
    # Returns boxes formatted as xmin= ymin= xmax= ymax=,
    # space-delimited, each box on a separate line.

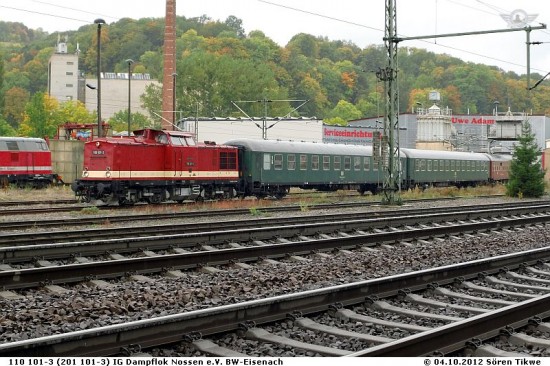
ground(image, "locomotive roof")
xmin=224 ymin=139 xmax=373 ymax=155
xmin=0 ymin=136 xmax=49 ymax=151
xmin=0 ymin=136 xmax=46 ymax=143
xmin=399 ymin=148 xmax=491 ymax=161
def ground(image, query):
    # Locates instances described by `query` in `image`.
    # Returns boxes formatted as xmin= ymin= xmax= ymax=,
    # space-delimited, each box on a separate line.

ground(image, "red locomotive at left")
xmin=71 ymin=128 xmax=240 ymax=204
xmin=0 ymin=136 xmax=57 ymax=188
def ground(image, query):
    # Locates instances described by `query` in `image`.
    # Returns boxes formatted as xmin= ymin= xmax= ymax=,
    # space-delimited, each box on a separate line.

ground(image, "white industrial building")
xmin=47 ymin=38 xmax=157 ymax=120
xmin=178 ymin=117 xmax=323 ymax=144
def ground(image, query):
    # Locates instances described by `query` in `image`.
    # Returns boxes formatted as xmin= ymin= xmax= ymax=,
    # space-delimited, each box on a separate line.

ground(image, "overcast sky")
xmin=1 ymin=0 xmax=550 ymax=76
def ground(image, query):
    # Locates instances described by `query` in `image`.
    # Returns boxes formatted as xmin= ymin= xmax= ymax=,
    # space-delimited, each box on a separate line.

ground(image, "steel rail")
xmin=1 ymin=201 xmax=548 ymax=247
xmin=0 ymin=212 xmax=549 ymax=289
xmin=1 ymin=246 xmax=549 ymax=356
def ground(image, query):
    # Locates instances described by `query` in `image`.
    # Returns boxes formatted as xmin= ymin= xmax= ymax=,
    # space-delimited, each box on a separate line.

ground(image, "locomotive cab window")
xmin=171 ymin=136 xmax=184 ymax=146
xmin=6 ymin=141 xmax=19 ymax=151
xmin=156 ymin=134 xmax=168 ymax=144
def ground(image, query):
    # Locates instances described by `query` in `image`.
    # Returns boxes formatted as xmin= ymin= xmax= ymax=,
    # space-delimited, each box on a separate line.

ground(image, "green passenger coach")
xmin=400 ymin=148 xmax=491 ymax=189
xmin=225 ymin=139 xmax=383 ymax=198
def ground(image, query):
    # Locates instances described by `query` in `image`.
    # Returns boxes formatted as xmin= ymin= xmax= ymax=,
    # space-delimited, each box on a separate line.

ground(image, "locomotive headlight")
xmin=83 ymin=171 xmax=89 ymax=177
xmin=96 ymin=142 xmax=101 ymax=147
xmin=105 ymin=171 xmax=111 ymax=178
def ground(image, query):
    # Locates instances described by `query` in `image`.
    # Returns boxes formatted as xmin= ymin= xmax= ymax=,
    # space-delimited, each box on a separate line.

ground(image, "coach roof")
xmin=224 ymin=138 xmax=373 ymax=155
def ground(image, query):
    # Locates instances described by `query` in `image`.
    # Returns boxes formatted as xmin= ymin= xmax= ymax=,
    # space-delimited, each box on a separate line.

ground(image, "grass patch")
xmin=249 ymin=207 xmax=264 ymax=216
xmin=80 ymin=206 xmax=100 ymax=215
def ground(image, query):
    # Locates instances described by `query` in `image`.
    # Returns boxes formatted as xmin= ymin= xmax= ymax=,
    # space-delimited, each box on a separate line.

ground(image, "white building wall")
xmin=180 ymin=119 xmax=323 ymax=144
xmin=48 ymin=53 xmax=79 ymax=102
xmin=84 ymin=77 xmax=159 ymax=121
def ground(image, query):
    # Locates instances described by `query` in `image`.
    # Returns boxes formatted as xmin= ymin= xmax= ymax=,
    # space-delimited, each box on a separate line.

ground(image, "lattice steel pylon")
xmin=377 ymin=0 xmax=401 ymax=205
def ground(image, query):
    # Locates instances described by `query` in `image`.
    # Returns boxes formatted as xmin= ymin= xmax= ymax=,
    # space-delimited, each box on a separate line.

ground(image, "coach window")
xmin=445 ymin=160 xmax=450 ymax=171
xmin=434 ymin=160 xmax=439 ymax=171
xmin=427 ymin=160 xmax=432 ymax=172
xmin=451 ymin=160 xmax=455 ymax=171
xmin=364 ymin=157 xmax=370 ymax=171
xmin=300 ymin=154 xmax=307 ymax=170
xmin=312 ymin=155 xmax=319 ymax=170
xmin=274 ymin=154 xmax=283 ymax=170
xmin=263 ymin=153 xmax=271 ymax=170
xmin=323 ymin=156 xmax=330 ymax=170
xmin=354 ymin=156 xmax=361 ymax=171
xmin=344 ymin=156 xmax=351 ymax=171
xmin=420 ymin=159 xmax=426 ymax=171
xmin=334 ymin=156 xmax=341 ymax=170
xmin=287 ymin=154 xmax=296 ymax=170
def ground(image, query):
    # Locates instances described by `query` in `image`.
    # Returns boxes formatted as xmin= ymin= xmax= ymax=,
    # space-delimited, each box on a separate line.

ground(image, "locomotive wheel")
xmin=79 ymin=193 xmax=92 ymax=203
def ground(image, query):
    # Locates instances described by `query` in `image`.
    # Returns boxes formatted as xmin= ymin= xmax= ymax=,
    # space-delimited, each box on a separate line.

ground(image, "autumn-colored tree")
xmin=4 ymin=86 xmax=29 ymax=128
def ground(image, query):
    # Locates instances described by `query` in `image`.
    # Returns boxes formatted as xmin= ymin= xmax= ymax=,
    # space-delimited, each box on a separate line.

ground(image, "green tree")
xmin=0 ymin=117 xmax=16 ymax=136
xmin=108 ymin=110 xmax=151 ymax=133
xmin=506 ymin=122 xmax=546 ymax=198
xmin=0 ymin=51 xmax=4 ymax=116
xmin=326 ymin=100 xmax=362 ymax=125
xmin=19 ymin=92 xmax=59 ymax=137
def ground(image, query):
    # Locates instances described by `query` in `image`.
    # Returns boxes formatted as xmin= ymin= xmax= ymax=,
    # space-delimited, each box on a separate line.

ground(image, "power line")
xmin=0 ymin=5 xmax=90 ymax=24
xmin=259 ymin=0 xmax=548 ymax=73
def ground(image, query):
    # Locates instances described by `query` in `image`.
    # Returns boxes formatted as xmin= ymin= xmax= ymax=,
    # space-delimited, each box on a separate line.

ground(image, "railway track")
xmin=0 ymin=197 xmax=541 ymax=233
xmin=2 ymin=248 xmax=550 ymax=356
xmin=1 ymin=198 xmax=548 ymax=357
xmin=1 ymin=202 xmax=549 ymax=288
xmin=0 ymin=194 xmax=503 ymax=217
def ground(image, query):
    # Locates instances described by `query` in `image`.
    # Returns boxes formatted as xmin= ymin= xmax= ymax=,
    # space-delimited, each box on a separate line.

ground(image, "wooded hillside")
xmin=0 ymin=14 xmax=548 ymax=136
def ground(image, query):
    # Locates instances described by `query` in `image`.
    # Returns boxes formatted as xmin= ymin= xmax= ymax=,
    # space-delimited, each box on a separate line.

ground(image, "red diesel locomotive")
xmin=71 ymin=128 xmax=240 ymax=204
xmin=0 ymin=136 xmax=57 ymax=188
